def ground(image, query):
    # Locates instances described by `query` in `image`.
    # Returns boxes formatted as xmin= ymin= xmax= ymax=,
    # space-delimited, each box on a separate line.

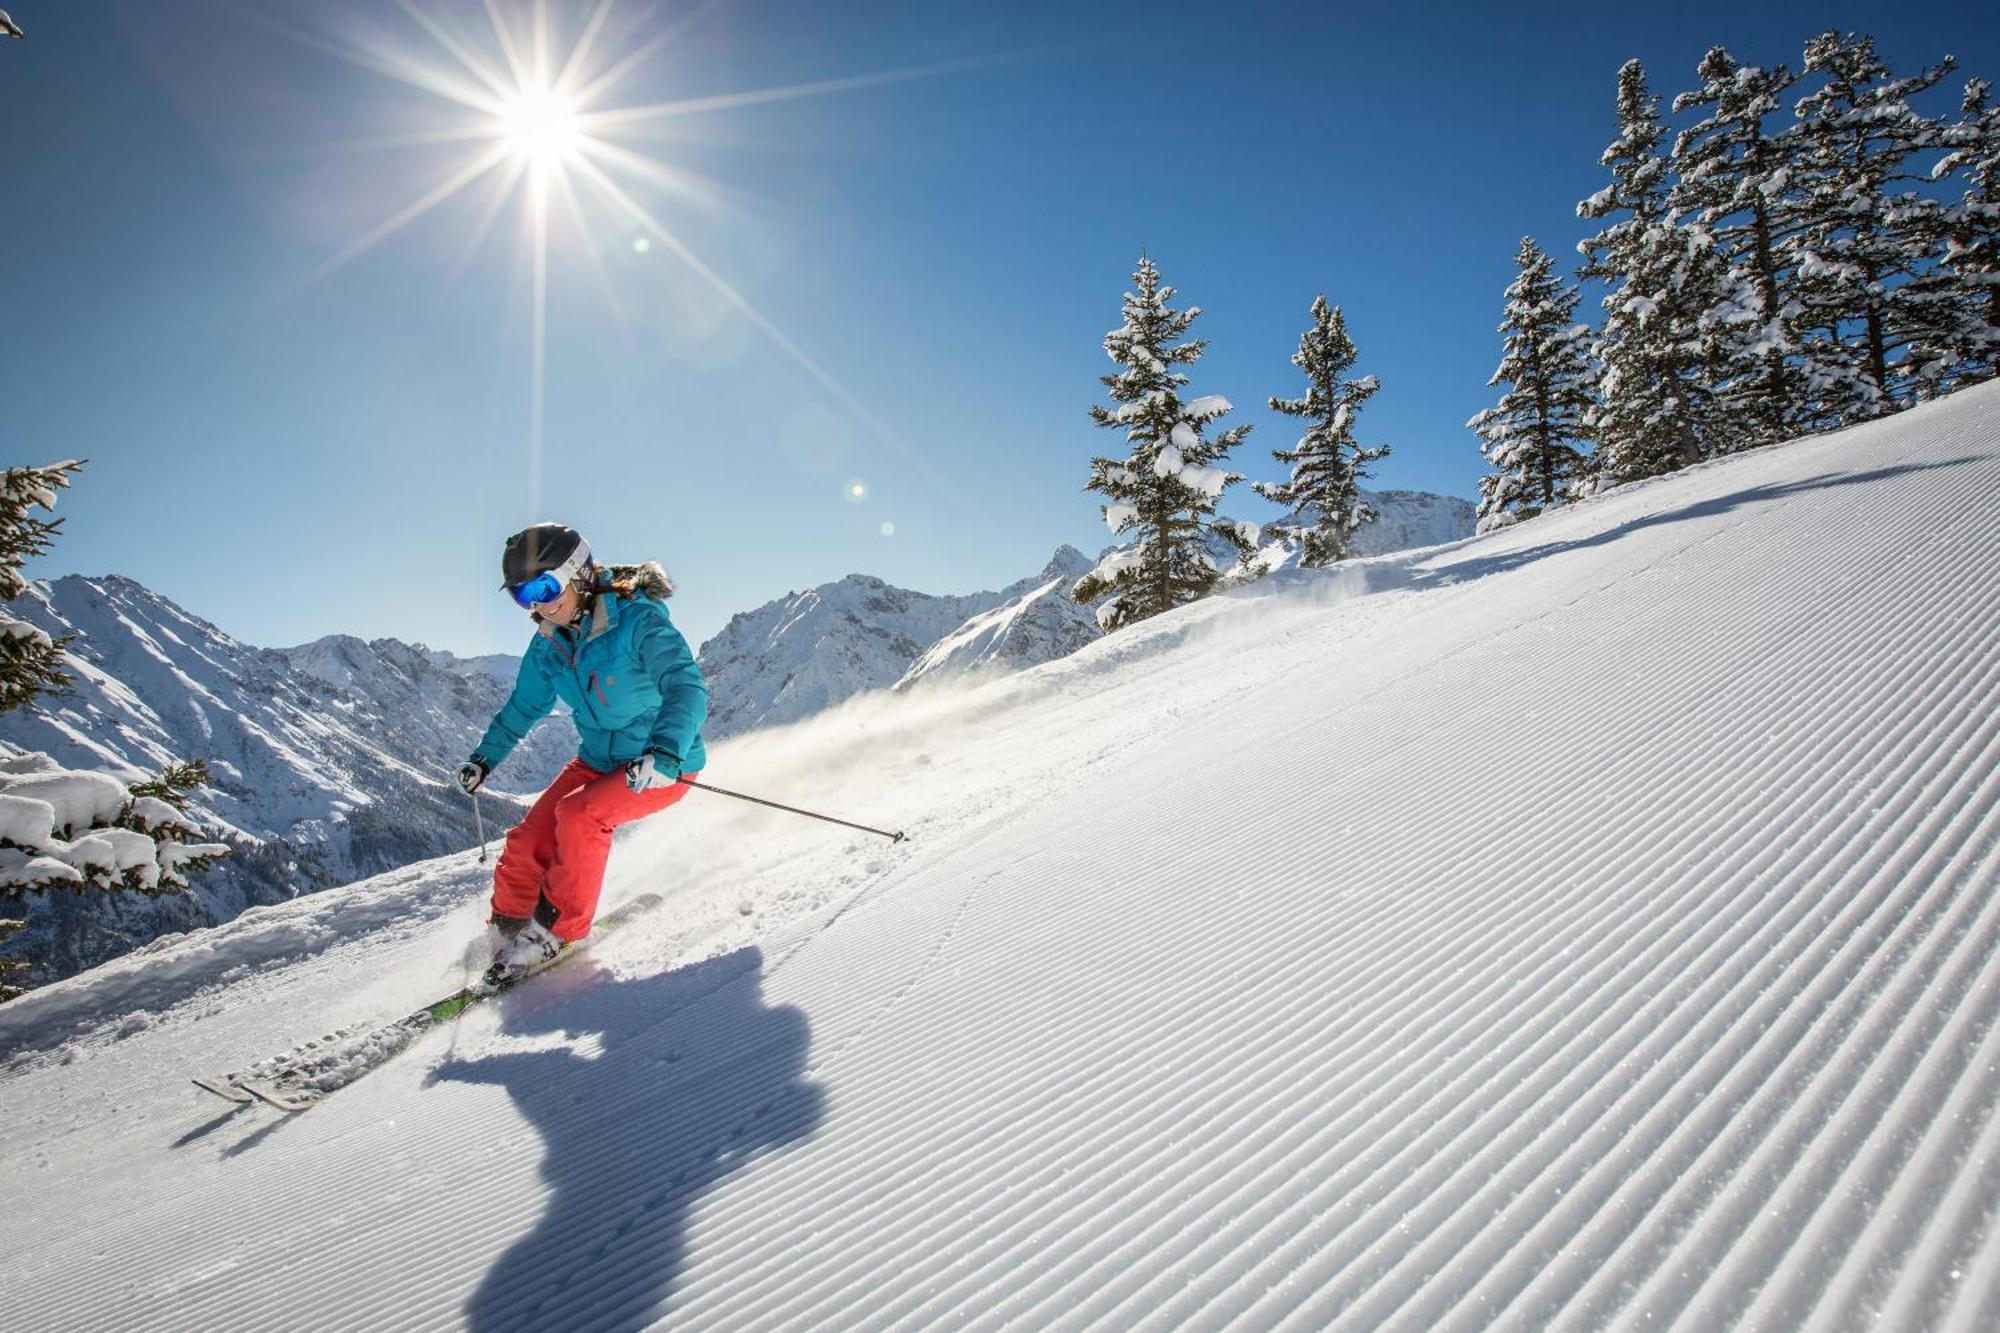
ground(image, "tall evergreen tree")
xmin=1918 ymin=76 xmax=2000 ymax=386
xmin=1074 ymin=255 xmax=1253 ymax=630
xmin=1253 ymin=297 xmax=1389 ymax=566
xmin=1578 ymin=60 xmax=1736 ymax=484
xmin=1469 ymin=237 xmax=1594 ymax=531
xmin=0 ymin=461 xmax=82 ymax=714
xmin=1672 ymin=47 xmax=1820 ymax=440
xmin=1791 ymin=31 xmax=1957 ymax=417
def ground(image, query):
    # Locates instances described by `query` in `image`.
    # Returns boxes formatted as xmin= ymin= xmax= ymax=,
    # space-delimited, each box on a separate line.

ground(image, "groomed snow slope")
xmin=4 ymin=383 xmax=1999 ymax=1331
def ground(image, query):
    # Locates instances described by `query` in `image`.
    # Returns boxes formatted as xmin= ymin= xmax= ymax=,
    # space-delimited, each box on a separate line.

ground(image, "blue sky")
xmin=6 ymin=1 xmax=1995 ymax=657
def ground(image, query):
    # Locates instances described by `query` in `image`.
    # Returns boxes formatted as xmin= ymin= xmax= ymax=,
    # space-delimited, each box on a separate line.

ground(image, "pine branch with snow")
xmin=1253 ymin=297 xmax=1389 ymax=566
xmin=1075 ymin=255 xmax=1253 ymax=631
xmin=0 ymin=753 xmax=229 ymax=895
xmin=0 ymin=462 xmax=83 ymax=714
xmin=127 ymin=759 xmax=213 ymax=814
xmin=0 ymin=462 xmax=82 ymax=602
xmin=1470 ymin=237 xmax=1595 ymax=532
xmin=0 ymin=751 xmax=233 ymax=1000
xmin=0 ymin=916 xmax=25 ymax=1002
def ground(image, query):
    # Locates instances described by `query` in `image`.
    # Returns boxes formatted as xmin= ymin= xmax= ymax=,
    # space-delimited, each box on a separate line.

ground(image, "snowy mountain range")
xmin=0 ymin=488 xmax=1470 ymax=983
xmin=2 ymin=384 xmax=1993 ymax=1329
xmin=0 ymin=576 xmax=577 ymax=979
xmin=897 ymin=545 xmax=1102 ymax=689
xmin=697 ymin=545 xmax=1105 ymax=738
xmin=1344 ymin=488 xmax=1481 ymax=556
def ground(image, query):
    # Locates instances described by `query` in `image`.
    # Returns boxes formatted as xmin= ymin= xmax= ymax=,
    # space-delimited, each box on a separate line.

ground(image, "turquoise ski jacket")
xmin=475 ymin=565 xmax=710 ymax=777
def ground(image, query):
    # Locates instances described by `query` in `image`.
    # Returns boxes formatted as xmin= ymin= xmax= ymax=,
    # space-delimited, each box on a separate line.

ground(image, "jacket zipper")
xmin=551 ymin=630 xmax=602 ymax=730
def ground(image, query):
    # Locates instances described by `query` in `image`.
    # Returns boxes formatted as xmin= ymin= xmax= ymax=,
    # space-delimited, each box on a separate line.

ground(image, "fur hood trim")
xmin=603 ymin=560 xmax=676 ymax=600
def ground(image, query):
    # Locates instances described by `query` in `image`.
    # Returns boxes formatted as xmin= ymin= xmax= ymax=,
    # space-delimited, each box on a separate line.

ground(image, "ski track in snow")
xmin=2 ymin=385 xmax=1999 ymax=1330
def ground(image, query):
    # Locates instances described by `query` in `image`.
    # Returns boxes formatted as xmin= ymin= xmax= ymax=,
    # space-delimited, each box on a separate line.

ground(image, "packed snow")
xmin=2 ymin=383 xmax=1998 ymax=1330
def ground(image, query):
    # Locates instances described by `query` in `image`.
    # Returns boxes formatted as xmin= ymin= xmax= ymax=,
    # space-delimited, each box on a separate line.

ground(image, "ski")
xmin=190 ymin=1074 xmax=255 ymax=1105
xmin=192 ymin=893 xmax=663 ymax=1112
xmin=237 ymin=1079 xmax=315 ymax=1112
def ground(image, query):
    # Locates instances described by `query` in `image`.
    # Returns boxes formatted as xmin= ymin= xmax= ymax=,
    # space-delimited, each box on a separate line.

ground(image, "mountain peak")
xmin=1041 ymin=545 xmax=1093 ymax=579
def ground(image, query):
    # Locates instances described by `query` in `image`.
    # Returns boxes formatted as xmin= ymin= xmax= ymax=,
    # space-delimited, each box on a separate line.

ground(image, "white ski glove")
xmin=456 ymin=757 xmax=490 ymax=795
xmin=625 ymin=751 xmax=681 ymax=792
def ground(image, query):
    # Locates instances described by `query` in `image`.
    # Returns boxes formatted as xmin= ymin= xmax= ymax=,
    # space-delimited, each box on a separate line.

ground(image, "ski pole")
xmin=681 ymin=778 xmax=906 ymax=843
xmin=471 ymin=789 xmax=489 ymax=862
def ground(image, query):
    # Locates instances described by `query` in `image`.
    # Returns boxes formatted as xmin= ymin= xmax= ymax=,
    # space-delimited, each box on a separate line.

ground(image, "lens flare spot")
xmin=632 ymin=236 xmax=652 ymax=254
xmin=880 ymin=521 xmax=896 ymax=537
xmin=845 ymin=480 xmax=868 ymax=503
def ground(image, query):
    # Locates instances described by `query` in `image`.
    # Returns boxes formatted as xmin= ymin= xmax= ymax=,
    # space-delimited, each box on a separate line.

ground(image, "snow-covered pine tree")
xmin=0 ymin=462 xmax=82 ymax=715
xmin=1253 ymin=297 xmax=1389 ymax=566
xmin=1790 ymin=32 xmax=1957 ymax=417
xmin=1075 ymin=255 xmax=1254 ymax=630
xmin=1672 ymin=47 xmax=1821 ymax=441
xmin=1469 ymin=237 xmax=1594 ymax=531
xmin=1916 ymin=76 xmax=2000 ymax=387
xmin=1578 ymin=60 xmax=1736 ymax=485
xmin=0 ymin=464 xmax=229 ymax=998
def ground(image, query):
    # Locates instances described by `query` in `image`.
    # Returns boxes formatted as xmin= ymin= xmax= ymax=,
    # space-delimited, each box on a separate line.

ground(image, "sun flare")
xmin=294 ymin=0 xmax=957 ymax=508
xmin=497 ymin=86 xmax=583 ymax=168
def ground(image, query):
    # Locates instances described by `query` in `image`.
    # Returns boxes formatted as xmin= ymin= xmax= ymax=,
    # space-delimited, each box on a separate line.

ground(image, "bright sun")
xmin=497 ymin=86 xmax=581 ymax=167
xmin=302 ymin=1 xmax=947 ymax=510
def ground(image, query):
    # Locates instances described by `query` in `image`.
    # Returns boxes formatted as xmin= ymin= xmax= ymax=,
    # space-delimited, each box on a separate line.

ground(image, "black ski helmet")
xmin=500 ymin=522 xmax=592 ymax=590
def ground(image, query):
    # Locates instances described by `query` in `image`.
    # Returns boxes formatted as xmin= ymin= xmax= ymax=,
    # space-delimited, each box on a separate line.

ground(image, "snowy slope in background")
xmin=1254 ymin=486 xmax=1480 ymax=574
xmin=0 ymin=577 xmax=574 ymax=980
xmin=704 ymin=489 xmax=1474 ymax=734
xmin=4 ymin=388 xmax=1996 ymax=1329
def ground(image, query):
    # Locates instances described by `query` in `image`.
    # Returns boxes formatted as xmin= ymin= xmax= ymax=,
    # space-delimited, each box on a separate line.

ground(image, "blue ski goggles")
xmin=503 ymin=538 xmax=593 ymax=610
xmin=507 ymin=571 xmax=567 ymax=609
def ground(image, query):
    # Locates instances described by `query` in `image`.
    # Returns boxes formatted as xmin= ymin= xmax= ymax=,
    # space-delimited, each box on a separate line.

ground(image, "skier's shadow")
xmin=431 ymin=945 xmax=822 ymax=1331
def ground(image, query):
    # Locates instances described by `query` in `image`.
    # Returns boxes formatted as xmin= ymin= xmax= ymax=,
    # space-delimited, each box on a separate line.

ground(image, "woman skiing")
xmin=456 ymin=522 xmax=709 ymax=980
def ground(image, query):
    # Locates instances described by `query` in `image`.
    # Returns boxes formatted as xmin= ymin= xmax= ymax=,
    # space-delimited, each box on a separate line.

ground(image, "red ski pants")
xmin=490 ymin=757 xmax=700 ymax=940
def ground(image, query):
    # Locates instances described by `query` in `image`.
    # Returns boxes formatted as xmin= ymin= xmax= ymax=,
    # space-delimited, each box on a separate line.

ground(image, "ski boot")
xmin=485 ymin=919 xmax=570 ymax=986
